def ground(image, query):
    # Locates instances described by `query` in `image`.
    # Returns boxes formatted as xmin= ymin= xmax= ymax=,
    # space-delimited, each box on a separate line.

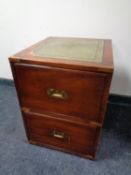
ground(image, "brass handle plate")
xmin=47 ymin=88 xmax=68 ymax=100
xmin=52 ymin=130 xmax=65 ymax=139
xmin=49 ymin=129 xmax=70 ymax=143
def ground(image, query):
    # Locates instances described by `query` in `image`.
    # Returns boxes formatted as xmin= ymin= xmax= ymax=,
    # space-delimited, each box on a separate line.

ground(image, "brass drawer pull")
xmin=47 ymin=88 xmax=68 ymax=100
xmin=52 ymin=130 xmax=65 ymax=139
xmin=50 ymin=129 xmax=70 ymax=143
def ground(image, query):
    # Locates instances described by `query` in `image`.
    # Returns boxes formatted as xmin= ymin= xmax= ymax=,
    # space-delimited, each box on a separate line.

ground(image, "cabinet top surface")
xmin=10 ymin=37 xmax=114 ymax=73
xmin=32 ymin=37 xmax=104 ymax=63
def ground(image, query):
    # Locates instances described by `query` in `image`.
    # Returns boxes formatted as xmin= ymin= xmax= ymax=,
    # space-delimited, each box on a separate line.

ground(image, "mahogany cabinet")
xmin=9 ymin=37 xmax=114 ymax=159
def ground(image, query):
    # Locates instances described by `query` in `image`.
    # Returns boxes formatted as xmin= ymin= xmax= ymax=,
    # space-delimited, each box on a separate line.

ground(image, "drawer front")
xmin=14 ymin=63 xmax=106 ymax=121
xmin=24 ymin=112 xmax=100 ymax=155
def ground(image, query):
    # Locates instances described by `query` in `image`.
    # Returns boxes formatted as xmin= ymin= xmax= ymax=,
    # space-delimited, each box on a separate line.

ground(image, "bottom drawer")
xmin=24 ymin=112 xmax=100 ymax=159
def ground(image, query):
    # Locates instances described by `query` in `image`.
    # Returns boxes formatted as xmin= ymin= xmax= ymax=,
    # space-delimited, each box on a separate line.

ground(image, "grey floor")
xmin=0 ymin=83 xmax=131 ymax=175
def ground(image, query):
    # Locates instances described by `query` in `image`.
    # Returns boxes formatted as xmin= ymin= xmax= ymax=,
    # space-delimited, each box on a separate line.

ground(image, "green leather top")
xmin=32 ymin=37 xmax=104 ymax=63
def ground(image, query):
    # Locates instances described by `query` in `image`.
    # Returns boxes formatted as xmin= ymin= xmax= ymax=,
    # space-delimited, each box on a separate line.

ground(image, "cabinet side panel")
xmin=94 ymin=73 xmax=113 ymax=154
xmin=9 ymin=59 xmax=30 ymax=140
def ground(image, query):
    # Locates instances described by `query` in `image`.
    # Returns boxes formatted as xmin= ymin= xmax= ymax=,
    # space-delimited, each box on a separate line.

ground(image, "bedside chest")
xmin=9 ymin=37 xmax=114 ymax=160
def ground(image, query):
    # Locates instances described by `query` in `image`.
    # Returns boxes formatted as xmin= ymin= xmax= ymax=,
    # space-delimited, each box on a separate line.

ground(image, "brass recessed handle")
xmin=52 ymin=130 xmax=65 ymax=139
xmin=47 ymin=88 xmax=68 ymax=100
xmin=49 ymin=129 xmax=70 ymax=143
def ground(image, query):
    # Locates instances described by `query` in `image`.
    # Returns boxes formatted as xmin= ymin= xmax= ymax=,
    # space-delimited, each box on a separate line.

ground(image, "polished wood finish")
xmin=14 ymin=63 xmax=107 ymax=122
xmin=9 ymin=37 xmax=114 ymax=160
xmin=24 ymin=112 xmax=100 ymax=158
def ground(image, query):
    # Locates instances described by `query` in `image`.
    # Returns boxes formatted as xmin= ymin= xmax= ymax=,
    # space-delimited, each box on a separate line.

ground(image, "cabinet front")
xmin=14 ymin=63 xmax=106 ymax=122
xmin=24 ymin=112 xmax=99 ymax=157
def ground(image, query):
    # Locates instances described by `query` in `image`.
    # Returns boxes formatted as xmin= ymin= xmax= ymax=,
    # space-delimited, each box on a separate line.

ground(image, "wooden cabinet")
xmin=9 ymin=37 xmax=114 ymax=160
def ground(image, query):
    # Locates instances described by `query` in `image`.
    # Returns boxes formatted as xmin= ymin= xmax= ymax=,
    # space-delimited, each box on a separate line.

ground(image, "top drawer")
xmin=14 ymin=63 xmax=106 ymax=122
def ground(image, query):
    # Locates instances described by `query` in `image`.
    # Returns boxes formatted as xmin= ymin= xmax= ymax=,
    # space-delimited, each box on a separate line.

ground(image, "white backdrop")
xmin=0 ymin=0 xmax=131 ymax=96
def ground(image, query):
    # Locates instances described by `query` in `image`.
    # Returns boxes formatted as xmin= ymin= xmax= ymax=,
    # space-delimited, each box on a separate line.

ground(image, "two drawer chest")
xmin=9 ymin=37 xmax=114 ymax=160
